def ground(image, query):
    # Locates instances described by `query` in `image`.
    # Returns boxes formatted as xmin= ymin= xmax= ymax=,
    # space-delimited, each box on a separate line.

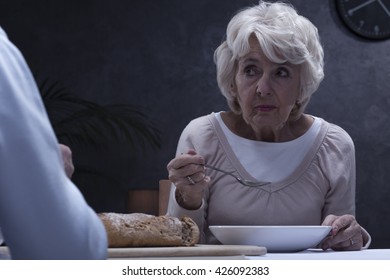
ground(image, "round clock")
xmin=335 ymin=0 xmax=390 ymax=40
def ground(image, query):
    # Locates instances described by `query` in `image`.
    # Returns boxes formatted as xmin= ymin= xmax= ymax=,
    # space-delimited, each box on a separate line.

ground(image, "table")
xmin=249 ymin=249 xmax=390 ymax=260
xmin=1 ymin=245 xmax=390 ymax=260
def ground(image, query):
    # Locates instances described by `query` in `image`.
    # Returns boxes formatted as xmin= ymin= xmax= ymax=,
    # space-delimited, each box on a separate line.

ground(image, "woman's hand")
xmin=59 ymin=144 xmax=75 ymax=179
xmin=320 ymin=214 xmax=364 ymax=251
xmin=167 ymin=149 xmax=210 ymax=210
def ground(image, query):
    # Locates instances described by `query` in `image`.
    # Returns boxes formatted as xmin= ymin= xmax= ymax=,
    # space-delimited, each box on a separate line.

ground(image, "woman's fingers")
xmin=321 ymin=214 xmax=363 ymax=251
xmin=167 ymin=150 xmax=206 ymax=186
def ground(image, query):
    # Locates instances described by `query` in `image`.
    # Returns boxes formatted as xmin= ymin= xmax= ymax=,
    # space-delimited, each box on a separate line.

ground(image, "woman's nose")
xmin=255 ymin=75 xmax=272 ymax=96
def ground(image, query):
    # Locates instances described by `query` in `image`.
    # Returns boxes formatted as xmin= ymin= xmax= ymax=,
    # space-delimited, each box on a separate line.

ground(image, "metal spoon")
xmin=203 ymin=164 xmax=271 ymax=187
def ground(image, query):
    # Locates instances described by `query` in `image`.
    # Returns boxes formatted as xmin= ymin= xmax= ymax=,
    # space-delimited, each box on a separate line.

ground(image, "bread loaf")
xmin=98 ymin=212 xmax=199 ymax=247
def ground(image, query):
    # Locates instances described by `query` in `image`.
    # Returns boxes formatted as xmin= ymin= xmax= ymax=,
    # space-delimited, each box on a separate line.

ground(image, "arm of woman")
xmin=166 ymin=120 xmax=211 ymax=243
xmin=0 ymin=28 xmax=107 ymax=259
xmin=319 ymin=125 xmax=371 ymax=250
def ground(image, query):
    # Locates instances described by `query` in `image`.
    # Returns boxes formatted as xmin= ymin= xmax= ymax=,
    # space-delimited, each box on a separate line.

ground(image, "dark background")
xmin=0 ymin=0 xmax=389 ymax=248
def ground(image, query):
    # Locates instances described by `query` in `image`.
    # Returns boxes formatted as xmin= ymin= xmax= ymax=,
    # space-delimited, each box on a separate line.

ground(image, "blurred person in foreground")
xmin=0 ymin=27 xmax=107 ymax=259
xmin=0 ymin=143 xmax=76 ymax=249
xmin=167 ymin=1 xmax=370 ymax=251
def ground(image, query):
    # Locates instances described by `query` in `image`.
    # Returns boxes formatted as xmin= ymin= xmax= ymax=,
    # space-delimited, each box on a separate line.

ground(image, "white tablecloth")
xmin=248 ymin=249 xmax=390 ymax=260
xmin=1 ymin=245 xmax=390 ymax=260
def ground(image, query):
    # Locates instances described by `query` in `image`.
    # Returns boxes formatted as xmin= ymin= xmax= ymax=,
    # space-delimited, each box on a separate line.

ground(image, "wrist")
xmin=175 ymin=189 xmax=203 ymax=210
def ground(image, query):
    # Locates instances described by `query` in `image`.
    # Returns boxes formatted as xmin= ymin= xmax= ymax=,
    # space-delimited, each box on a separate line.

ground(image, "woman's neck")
xmin=221 ymin=111 xmax=313 ymax=142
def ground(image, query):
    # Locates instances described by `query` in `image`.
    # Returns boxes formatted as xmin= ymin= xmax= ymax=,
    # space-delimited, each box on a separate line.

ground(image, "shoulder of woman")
xmin=325 ymin=121 xmax=353 ymax=141
xmin=318 ymin=119 xmax=355 ymax=153
xmin=178 ymin=113 xmax=219 ymax=145
xmin=182 ymin=113 xmax=215 ymax=133
xmin=313 ymin=119 xmax=356 ymax=174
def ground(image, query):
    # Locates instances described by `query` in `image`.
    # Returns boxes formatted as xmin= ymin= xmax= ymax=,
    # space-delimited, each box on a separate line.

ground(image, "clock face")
xmin=335 ymin=0 xmax=390 ymax=40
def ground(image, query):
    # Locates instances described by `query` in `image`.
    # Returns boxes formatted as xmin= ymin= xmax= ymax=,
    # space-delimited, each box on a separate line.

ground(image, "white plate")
xmin=209 ymin=225 xmax=332 ymax=252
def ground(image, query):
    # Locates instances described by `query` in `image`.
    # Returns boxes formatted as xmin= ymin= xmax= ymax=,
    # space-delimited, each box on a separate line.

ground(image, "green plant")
xmin=39 ymin=78 xmax=162 ymax=151
xmin=37 ymin=78 xmax=162 ymax=212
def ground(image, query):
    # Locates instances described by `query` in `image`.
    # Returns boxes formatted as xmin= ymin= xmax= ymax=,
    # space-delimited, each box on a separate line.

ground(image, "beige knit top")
xmin=167 ymin=113 xmax=367 ymax=245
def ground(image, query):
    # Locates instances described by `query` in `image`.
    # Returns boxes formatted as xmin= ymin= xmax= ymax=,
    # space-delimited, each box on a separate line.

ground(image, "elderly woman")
xmin=166 ymin=1 xmax=370 ymax=251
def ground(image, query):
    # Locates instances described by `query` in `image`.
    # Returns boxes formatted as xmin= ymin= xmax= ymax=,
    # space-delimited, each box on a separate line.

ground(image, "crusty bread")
xmin=98 ymin=212 xmax=199 ymax=247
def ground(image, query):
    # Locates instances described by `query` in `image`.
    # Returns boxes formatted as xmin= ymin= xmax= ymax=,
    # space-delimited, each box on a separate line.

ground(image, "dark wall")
xmin=1 ymin=0 xmax=389 ymax=248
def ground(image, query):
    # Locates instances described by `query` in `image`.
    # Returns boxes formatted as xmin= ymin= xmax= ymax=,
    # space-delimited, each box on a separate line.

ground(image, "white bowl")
xmin=209 ymin=225 xmax=332 ymax=252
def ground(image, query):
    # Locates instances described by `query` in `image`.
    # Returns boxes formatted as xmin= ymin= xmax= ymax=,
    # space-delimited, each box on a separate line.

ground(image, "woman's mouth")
xmin=255 ymin=105 xmax=276 ymax=112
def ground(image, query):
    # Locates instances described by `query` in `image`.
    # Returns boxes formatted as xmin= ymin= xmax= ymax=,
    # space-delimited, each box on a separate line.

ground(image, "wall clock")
xmin=335 ymin=0 xmax=390 ymax=40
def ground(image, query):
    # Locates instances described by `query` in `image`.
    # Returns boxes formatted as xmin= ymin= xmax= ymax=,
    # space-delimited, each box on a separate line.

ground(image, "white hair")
xmin=214 ymin=1 xmax=324 ymax=119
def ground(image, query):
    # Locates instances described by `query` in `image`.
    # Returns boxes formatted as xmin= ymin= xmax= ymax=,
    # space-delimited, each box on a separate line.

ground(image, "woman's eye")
xmin=244 ymin=66 xmax=258 ymax=76
xmin=276 ymin=68 xmax=289 ymax=77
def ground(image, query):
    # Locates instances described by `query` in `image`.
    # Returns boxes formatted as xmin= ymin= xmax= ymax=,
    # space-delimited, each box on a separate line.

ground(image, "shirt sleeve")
xmin=166 ymin=119 xmax=210 ymax=243
xmin=0 ymin=27 xmax=107 ymax=259
xmin=319 ymin=124 xmax=371 ymax=248
xmin=319 ymin=124 xmax=356 ymax=218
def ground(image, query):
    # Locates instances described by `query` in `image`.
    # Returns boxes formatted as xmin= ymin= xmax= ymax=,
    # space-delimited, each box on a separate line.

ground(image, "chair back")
xmin=158 ymin=179 xmax=171 ymax=215
xmin=127 ymin=179 xmax=172 ymax=216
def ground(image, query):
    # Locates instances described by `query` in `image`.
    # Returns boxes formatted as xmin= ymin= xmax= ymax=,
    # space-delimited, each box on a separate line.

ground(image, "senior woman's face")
xmin=233 ymin=37 xmax=301 ymax=131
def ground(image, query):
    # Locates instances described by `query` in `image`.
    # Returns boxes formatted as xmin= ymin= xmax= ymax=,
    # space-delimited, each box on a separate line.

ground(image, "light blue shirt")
xmin=0 ymin=27 xmax=107 ymax=259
